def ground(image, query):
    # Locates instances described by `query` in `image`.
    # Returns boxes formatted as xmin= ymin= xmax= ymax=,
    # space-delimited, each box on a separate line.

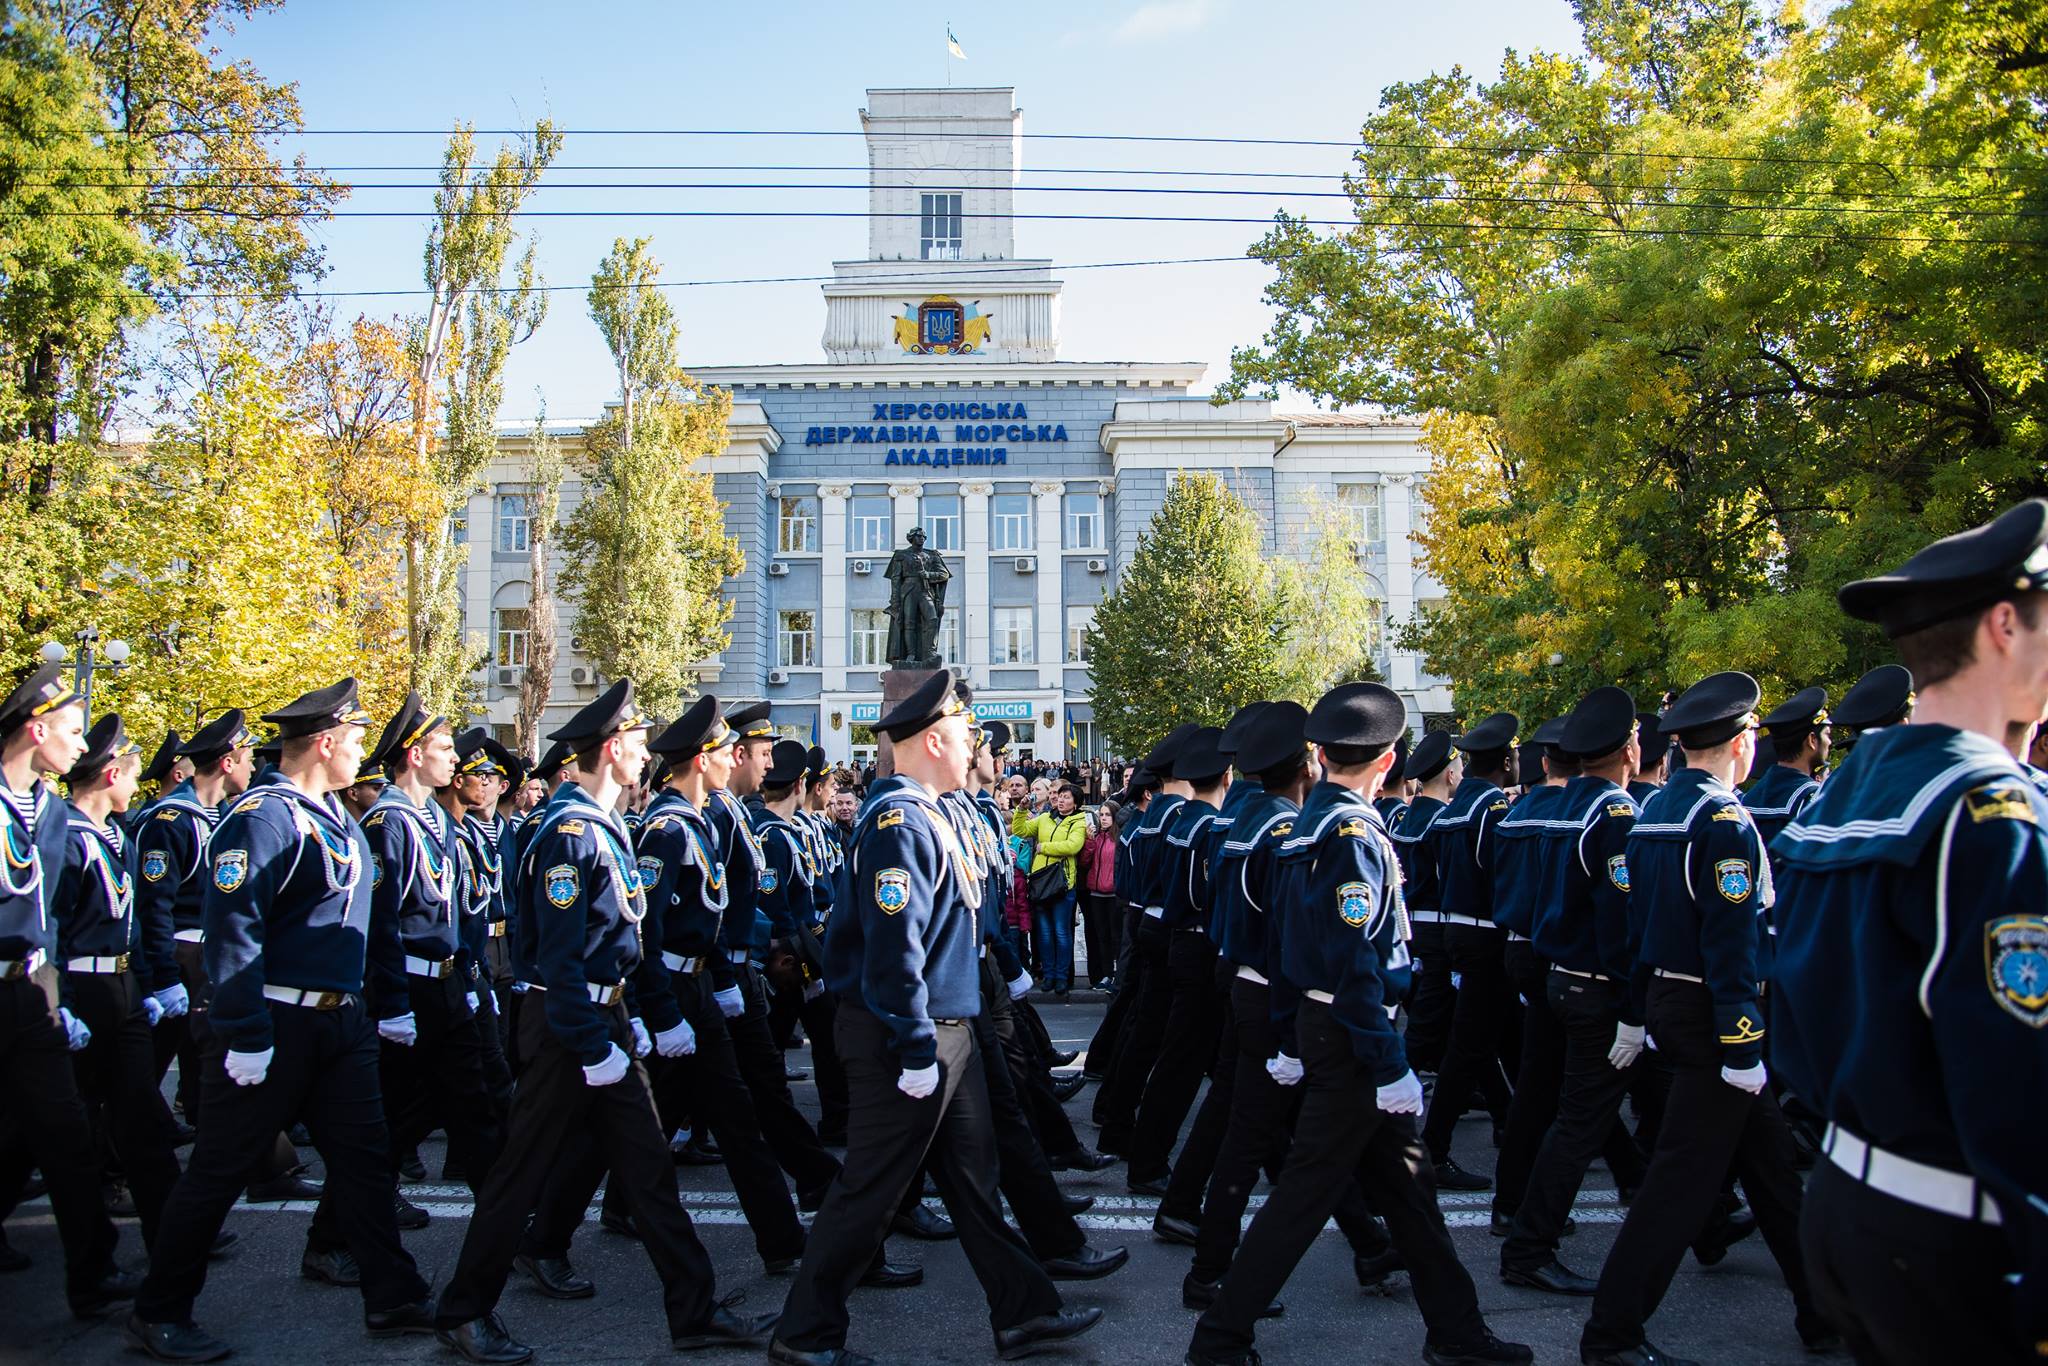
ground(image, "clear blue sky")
xmin=221 ymin=0 xmax=1589 ymax=424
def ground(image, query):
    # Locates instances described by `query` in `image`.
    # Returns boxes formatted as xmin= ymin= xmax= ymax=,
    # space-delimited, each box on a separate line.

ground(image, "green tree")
xmin=1268 ymin=492 xmax=1386 ymax=702
xmin=1086 ymin=473 xmax=1284 ymax=756
xmin=515 ymin=398 xmax=565 ymax=758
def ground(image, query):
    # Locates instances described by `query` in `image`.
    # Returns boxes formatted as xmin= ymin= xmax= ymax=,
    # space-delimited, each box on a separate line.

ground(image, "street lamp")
xmin=38 ymin=627 xmax=130 ymax=726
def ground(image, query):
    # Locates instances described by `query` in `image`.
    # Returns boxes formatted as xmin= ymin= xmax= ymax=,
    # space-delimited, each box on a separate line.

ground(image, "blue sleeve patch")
xmin=760 ymin=864 xmax=780 ymax=894
xmin=875 ymin=868 xmax=910 ymax=915
xmin=142 ymin=849 xmax=170 ymax=882
xmin=1714 ymin=858 xmax=1752 ymax=902
xmin=1607 ymin=854 xmax=1630 ymax=892
xmin=212 ymin=849 xmax=247 ymax=893
xmin=1337 ymin=880 xmax=1372 ymax=927
xmin=1985 ymin=915 xmax=2048 ymax=1026
xmin=545 ymin=863 xmax=580 ymax=908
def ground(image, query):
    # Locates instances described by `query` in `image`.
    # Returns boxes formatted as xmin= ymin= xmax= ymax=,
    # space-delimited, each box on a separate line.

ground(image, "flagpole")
xmin=945 ymin=19 xmax=952 ymax=86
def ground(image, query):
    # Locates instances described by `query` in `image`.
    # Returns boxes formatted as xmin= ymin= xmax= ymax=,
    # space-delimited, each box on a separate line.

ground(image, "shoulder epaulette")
xmin=557 ymin=818 xmax=587 ymax=837
xmin=1965 ymin=781 xmax=2037 ymax=825
xmin=876 ymin=808 xmax=905 ymax=830
xmin=229 ymin=793 xmax=267 ymax=817
xmin=154 ymin=808 xmax=181 ymax=822
xmin=363 ymin=810 xmax=384 ymax=827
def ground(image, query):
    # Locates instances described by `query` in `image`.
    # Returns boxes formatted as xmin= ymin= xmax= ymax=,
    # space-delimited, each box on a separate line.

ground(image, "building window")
xmin=993 ymin=607 xmax=1034 ymax=664
xmin=937 ymin=613 xmax=960 ymax=665
xmin=1063 ymin=491 xmax=1102 ymax=550
xmin=921 ymin=493 xmax=960 ymax=551
xmin=1336 ymin=483 xmax=1384 ymax=546
xmin=851 ymin=608 xmax=887 ymax=667
xmin=920 ymin=192 xmax=963 ymax=261
xmin=449 ymin=509 xmax=469 ymax=547
xmin=777 ymin=610 xmax=816 ymax=668
xmin=496 ymin=494 xmax=530 ymax=554
xmin=1009 ymin=720 xmax=1038 ymax=756
xmin=849 ymin=496 xmax=892 ymax=554
xmin=991 ymin=493 xmax=1033 ymax=552
xmin=778 ymin=495 xmax=818 ymax=553
xmin=1066 ymin=605 xmax=1096 ymax=664
xmin=494 ymin=608 xmax=530 ymax=669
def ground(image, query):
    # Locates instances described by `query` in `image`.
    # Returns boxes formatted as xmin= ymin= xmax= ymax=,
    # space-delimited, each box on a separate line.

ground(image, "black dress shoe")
xmin=0 ymin=1235 xmax=29 ymax=1273
xmin=1152 ymin=1212 xmax=1199 ymax=1245
xmin=1693 ymin=1210 xmax=1756 ymax=1266
xmin=891 ymin=1204 xmax=956 ymax=1241
xmin=994 ymin=1306 xmax=1104 ymax=1360
xmin=1796 ymin=1314 xmax=1843 ymax=1354
xmin=1423 ymin=1330 xmax=1535 ymax=1364
xmin=674 ymin=1136 xmax=724 ymax=1166
xmin=1182 ymin=1275 xmax=1282 ymax=1317
xmin=672 ymin=1303 xmax=778 ymax=1350
xmin=1577 ymin=1340 xmax=1700 ymax=1366
xmin=1355 ymin=1247 xmax=1405 ymax=1290
xmin=799 ymin=1183 xmax=831 ymax=1213
xmin=1061 ymin=1194 xmax=1095 ymax=1216
xmin=1489 ymin=1211 xmax=1576 ymax=1237
xmin=768 ymin=1338 xmax=878 ymax=1366
xmin=1501 ymin=1256 xmax=1598 ymax=1296
xmin=301 ymin=1247 xmax=361 ymax=1286
xmin=1127 ymin=1173 xmax=1170 ymax=1198
xmin=71 ymin=1267 xmax=144 ymax=1319
xmin=1432 ymin=1158 xmax=1493 ymax=1191
xmin=1049 ymin=1049 xmax=1079 ymax=1067
xmin=785 ymin=1068 xmax=810 ymax=1082
xmin=1041 ymin=1242 xmax=1128 ymax=1280
xmin=398 ymin=1149 xmax=426 ymax=1182
xmin=859 ymin=1258 xmax=924 ymax=1289
xmin=245 ymin=1173 xmax=323 ymax=1202
xmin=514 ymin=1253 xmax=595 ymax=1299
xmin=393 ymin=1194 xmax=430 ymax=1230
xmin=1051 ymin=1075 xmax=1088 ymax=1102
xmin=171 ymin=1120 xmax=198 ymax=1147
xmin=442 ymin=1156 xmax=468 ymax=1184
xmin=365 ymin=1300 xmax=436 ymax=1337
xmin=207 ymin=1231 xmax=239 ymax=1258
xmin=436 ymin=1313 xmax=534 ymax=1365
xmin=763 ymin=1255 xmax=799 ymax=1276
xmin=125 ymin=1314 xmax=231 ymax=1363
xmin=105 ymin=1180 xmax=138 ymax=1216
xmin=600 ymin=1209 xmax=640 ymax=1240
xmin=1047 ymin=1146 xmax=1114 ymax=1172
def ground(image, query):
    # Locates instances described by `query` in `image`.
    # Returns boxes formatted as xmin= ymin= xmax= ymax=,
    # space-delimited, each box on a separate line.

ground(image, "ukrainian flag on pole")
xmin=947 ymin=25 xmax=967 ymax=60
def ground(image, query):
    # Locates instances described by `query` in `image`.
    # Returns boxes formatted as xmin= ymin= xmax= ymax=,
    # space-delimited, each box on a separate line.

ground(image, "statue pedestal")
xmin=875 ymin=667 xmax=946 ymax=778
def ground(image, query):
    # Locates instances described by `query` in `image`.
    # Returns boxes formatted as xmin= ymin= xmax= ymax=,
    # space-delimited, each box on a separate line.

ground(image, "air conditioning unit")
xmin=850 ymin=558 xmax=873 ymax=575
xmin=767 ymin=561 xmax=790 ymax=577
xmin=495 ymin=667 xmax=519 ymax=688
xmin=569 ymin=666 xmax=595 ymax=687
xmin=1085 ymin=558 xmax=1109 ymax=573
xmin=570 ymin=634 xmax=587 ymax=652
xmin=767 ymin=668 xmax=790 ymax=685
xmin=1014 ymin=556 xmax=1036 ymax=574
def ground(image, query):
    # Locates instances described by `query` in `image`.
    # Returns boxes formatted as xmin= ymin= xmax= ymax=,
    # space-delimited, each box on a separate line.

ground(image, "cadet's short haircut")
xmin=1544 ymin=751 xmax=1583 ymax=779
xmin=761 ymin=779 xmax=799 ymax=803
xmin=1895 ymin=591 xmax=2045 ymax=690
xmin=1321 ymin=739 xmax=1393 ymax=772
xmin=1463 ymin=744 xmax=1514 ymax=778
xmin=1254 ymin=752 xmax=1312 ymax=791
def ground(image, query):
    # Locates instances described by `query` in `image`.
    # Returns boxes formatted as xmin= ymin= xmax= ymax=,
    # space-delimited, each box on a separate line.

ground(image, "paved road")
xmin=3 ymin=996 xmax=1818 ymax=1364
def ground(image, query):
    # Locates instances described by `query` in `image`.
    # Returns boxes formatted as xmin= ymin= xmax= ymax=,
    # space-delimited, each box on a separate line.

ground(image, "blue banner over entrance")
xmin=850 ymin=699 xmax=1032 ymax=724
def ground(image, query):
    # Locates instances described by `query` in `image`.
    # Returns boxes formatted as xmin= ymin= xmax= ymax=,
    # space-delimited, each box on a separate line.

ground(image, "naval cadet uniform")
xmin=1390 ymin=730 xmax=1456 ymax=1074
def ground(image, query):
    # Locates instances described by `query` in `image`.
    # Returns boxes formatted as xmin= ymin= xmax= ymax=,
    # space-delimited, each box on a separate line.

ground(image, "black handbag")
xmin=1027 ymin=861 xmax=1068 ymax=906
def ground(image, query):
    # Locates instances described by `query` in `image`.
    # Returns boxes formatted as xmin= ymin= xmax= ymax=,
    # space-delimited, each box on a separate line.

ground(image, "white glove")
xmin=1007 ymin=971 xmax=1034 ymax=1000
xmin=897 ymin=1062 xmax=940 ymax=1099
xmin=655 ymin=1019 xmax=697 ymax=1057
xmin=224 ymin=1047 xmax=273 ymax=1087
xmin=1608 ymin=1022 xmax=1646 ymax=1071
xmin=1720 ymin=1062 xmax=1768 ymax=1095
xmin=155 ymin=983 xmax=190 ymax=1019
xmin=512 ymin=980 xmax=530 ymax=994
xmin=1265 ymin=1052 xmax=1304 ymax=1086
xmin=803 ymin=979 xmax=825 ymax=1002
xmin=377 ymin=1012 xmax=418 ymax=1046
xmin=59 ymin=1007 xmax=91 ymax=1051
xmin=465 ymin=991 xmax=481 ymax=1016
xmin=582 ymin=1042 xmax=630 ymax=1086
xmin=141 ymin=993 xmax=164 ymax=1027
xmin=629 ymin=1017 xmax=653 ymax=1058
xmin=713 ymin=986 xmax=745 ymax=1018
xmin=1376 ymin=1069 xmax=1426 ymax=1116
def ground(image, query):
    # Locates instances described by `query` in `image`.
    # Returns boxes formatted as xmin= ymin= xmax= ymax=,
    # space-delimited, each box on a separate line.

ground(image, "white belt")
xmin=1143 ymin=906 xmax=1164 ymax=919
xmin=727 ymin=949 xmax=752 ymax=965
xmin=1507 ymin=931 xmax=1530 ymax=942
xmin=1824 ymin=1125 xmax=2001 ymax=1225
xmin=1440 ymin=914 xmax=1495 ymax=929
xmin=1653 ymin=967 xmax=1705 ymax=984
xmin=1555 ymin=967 xmax=1613 ymax=982
xmin=403 ymin=954 xmax=455 ymax=979
xmin=1236 ymin=965 xmax=1268 ymax=985
xmin=1304 ymin=988 xmax=1335 ymax=1003
xmin=1409 ymin=909 xmax=1442 ymax=923
xmin=0 ymin=949 xmax=48 ymax=979
xmin=174 ymin=929 xmax=205 ymax=944
xmin=522 ymin=980 xmax=625 ymax=1005
xmin=66 ymin=955 xmax=130 ymax=974
xmin=261 ymin=984 xmax=352 ymax=1009
xmin=661 ymin=952 xmax=703 ymax=973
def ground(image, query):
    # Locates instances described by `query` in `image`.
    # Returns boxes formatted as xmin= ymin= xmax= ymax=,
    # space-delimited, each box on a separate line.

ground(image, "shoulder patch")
xmin=1711 ymin=807 xmax=1746 ymax=823
xmin=141 ymin=849 xmax=171 ymax=882
xmin=1271 ymin=821 xmax=1294 ymax=838
xmin=212 ymin=849 xmax=248 ymax=893
xmin=1606 ymin=853 xmax=1630 ymax=892
xmin=1606 ymin=804 xmax=1635 ymax=819
xmin=1336 ymin=817 xmax=1370 ymax=839
xmin=363 ymin=811 xmax=385 ymax=828
xmin=1489 ymin=800 xmax=1510 ymax=812
xmin=646 ymin=815 xmax=675 ymax=832
xmin=230 ymin=793 xmax=266 ymax=817
xmin=759 ymin=864 xmax=780 ymax=894
xmin=544 ymin=863 xmax=579 ymax=908
xmin=876 ymin=808 xmax=905 ymax=830
xmin=1336 ymin=880 xmax=1372 ymax=927
xmin=1984 ymin=914 xmax=2048 ymax=1026
xmin=154 ymin=809 xmax=181 ymax=822
xmin=557 ymin=819 xmax=586 ymax=837
xmin=637 ymin=855 xmax=664 ymax=889
xmin=874 ymin=867 xmax=910 ymax=915
xmin=1966 ymin=783 xmax=2037 ymax=825
xmin=1714 ymin=857 xmax=1752 ymax=902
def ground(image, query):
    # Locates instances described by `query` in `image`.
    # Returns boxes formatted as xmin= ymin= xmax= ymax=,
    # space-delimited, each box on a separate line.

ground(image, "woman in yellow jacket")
xmin=1011 ymin=782 xmax=1090 ymax=997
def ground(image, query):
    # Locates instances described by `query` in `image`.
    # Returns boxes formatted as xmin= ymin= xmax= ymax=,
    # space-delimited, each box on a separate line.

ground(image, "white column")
xmin=1384 ymin=473 xmax=1418 ymax=691
xmin=819 ymin=483 xmax=850 ymax=690
xmin=961 ymin=480 xmax=993 ymax=685
xmin=890 ymin=482 xmax=922 ymax=546
xmin=1033 ymin=480 xmax=1064 ymax=689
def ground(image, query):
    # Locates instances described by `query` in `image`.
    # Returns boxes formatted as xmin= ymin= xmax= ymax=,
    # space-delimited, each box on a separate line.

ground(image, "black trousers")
xmin=776 ymin=1005 xmax=1062 ymax=1351
xmin=1404 ymin=919 xmax=1455 ymax=1073
xmin=1189 ymin=998 xmax=1486 ymax=1358
xmin=987 ymin=967 xmax=1080 ymax=1157
xmin=69 ymin=971 xmax=182 ymax=1248
xmin=1492 ymin=939 xmax=1561 ymax=1217
xmin=1420 ymin=924 xmax=1511 ymax=1162
xmin=1082 ymin=892 xmax=1120 ymax=986
xmin=726 ymin=961 xmax=841 ymax=1200
xmin=1583 ymin=978 xmax=1817 ymax=1354
xmin=798 ymin=987 xmax=849 ymax=1141
xmin=1803 ymin=1160 xmax=2024 ymax=1365
xmin=159 ymin=939 xmax=206 ymax=1118
xmin=135 ymin=994 xmax=427 ymax=1323
xmin=471 ymin=973 xmax=514 ymax=1125
xmin=1126 ymin=930 xmax=1226 ymax=1184
xmin=380 ymin=972 xmax=502 ymax=1191
xmin=435 ymin=997 xmax=717 ymax=1339
xmin=972 ymin=970 xmax=1084 ymax=1259
xmin=1159 ymin=956 xmax=1241 ymax=1224
xmin=1083 ymin=906 xmax=1144 ymax=1078
xmin=1189 ymin=977 xmax=1388 ymax=1284
xmin=1095 ymin=915 xmax=1172 ymax=1148
xmin=0 ymin=973 xmax=118 ymax=1297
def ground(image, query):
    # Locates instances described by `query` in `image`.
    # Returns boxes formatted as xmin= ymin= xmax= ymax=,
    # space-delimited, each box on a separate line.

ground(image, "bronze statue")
xmin=884 ymin=527 xmax=951 ymax=669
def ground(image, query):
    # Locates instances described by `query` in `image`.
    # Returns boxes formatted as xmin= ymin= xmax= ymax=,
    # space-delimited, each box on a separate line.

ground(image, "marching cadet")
xmin=1827 ymin=663 xmax=1914 ymax=749
xmin=56 ymin=715 xmax=191 ymax=1256
xmin=1376 ymin=737 xmax=1410 ymax=827
xmin=1392 ymin=730 xmax=1459 ymax=1076
xmin=443 ymin=731 xmax=515 ymax=1129
xmin=1186 ymin=682 xmax=1532 ymax=1366
xmin=0 ymin=664 xmax=134 ymax=1321
xmin=129 ymin=730 xmax=188 ymax=839
xmin=127 ymin=678 xmax=433 ymax=1363
xmin=1420 ymin=712 xmax=1519 ymax=1192
xmin=1774 ymin=500 xmax=2048 ymax=1365
xmin=1578 ymin=672 xmax=1833 ymax=1365
xmin=360 ymin=695 xmax=502 ymax=1215
xmin=1629 ymin=713 xmax=1668 ymax=804
xmin=1080 ymin=765 xmax=1157 ymax=1082
xmin=1742 ymin=688 xmax=1830 ymax=879
xmin=434 ymin=680 xmax=774 ymax=1365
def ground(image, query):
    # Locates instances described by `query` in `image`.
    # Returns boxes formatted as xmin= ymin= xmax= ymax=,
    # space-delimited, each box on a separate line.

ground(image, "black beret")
xmin=1663 ymin=671 xmax=1762 ymax=749
xmin=1218 ymin=701 xmax=1272 ymax=757
xmin=534 ymin=739 xmax=570 ymax=783
xmin=182 ymin=708 xmax=257 ymax=764
xmin=1563 ymin=687 xmax=1638 ymax=759
xmin=875 ymin=671 xmax=967 ymax=742
xmin=1232 ymin=701 xmax=1309 ymax=774
xmin=260 ymin=678 xmax=371 ymax=740
xmin=765 ymin=739 xmax=810 ymax=787
xmin=1760 ymin=686 xmax=1829 ymax=741
xmin=0 ymin=662 xmax=80 ymax=736
xmin=1170 ymin=726 xmax=1230 ymax=784
xmin=548 ymin=678 xmax=650 ymax=752
xmin=66 ymin=712 xmax=137 ymax=784
xmin=725 ymin=701 xmax=775 ymax=742
xmin=1833 ymin=664 xmax=1914 ymax=734
xmin=1142 ymin=723 xmax=1203 ymax=776
xmin=139 ymin=729 xmax=183 ymax=785
xmin=651 ymin=694 xmax=734 ymax=758
xmin=1304 ymin=682 xmax=1407 ymax=750
xmin=1454 ymin=712 xmax=1519 ymax=753
xmin=1840 ymin=499 xmax=2048 ymax=637
xmin=1407 ymin=730 xmax=1455 ymax=783
xmin=982 ymin=720 xmax=1012 ymax=756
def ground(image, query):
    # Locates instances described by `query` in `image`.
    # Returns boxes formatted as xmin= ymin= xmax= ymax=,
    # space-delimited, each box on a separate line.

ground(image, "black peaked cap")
xmin=139 ymin=729 xmax=182 ymax=785
xmin=651 ymin=694 xmax=733 ymax=758
xmin=1663 ymin=672 xmax=1762 ymax=749
xmin=1563 ymin=687 xmax=1638 ymax=759
xmin=548 ymin=678 xmax=648 ymax=751
xmin=1454 ymin=712 xmax=1519 ymax=753
xmin=1233 ymin=701 xmax=1309 ymax=774
xmin=0 ymin=662 xmax=79 ymax=735
xmin=765 ymin=739 xmax=810 ymax=787
xmin=534 ymin=739 xmax=570 ymax=782
xmin=875 ymin=672 xmax=965 ymax=742
xmin=182 ymin=708 xmax=255 ymax=763
xmin=1170 ymin=726 xmax=1230 ymax=784
xmin=1407 ymin=730 xmax=1455 ymax=783
xmin=1305 ymin=683 xmax=1407 ymax=749
xmin=67 ymin=712 xmax=136 ymax=782
xmin=725 ymin=701 xmax=775 ymax=741
xmin=261 ymin=678 xmax=371 ymax=740
xmin=1142 ymin=722 xmax=1203 ymax=775
xmin=1833 ymin=665 xmax=1914 ymax=732
xmin=1760 ymin=686 xmax=1829 ymax=737
xmin=366 ymin=691 xmax=422 ymax=774
xmin=983 ymin=720 xmax=1011 ymax=756
xmin=1218 ymin=701 xmax=1273 ymax=757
